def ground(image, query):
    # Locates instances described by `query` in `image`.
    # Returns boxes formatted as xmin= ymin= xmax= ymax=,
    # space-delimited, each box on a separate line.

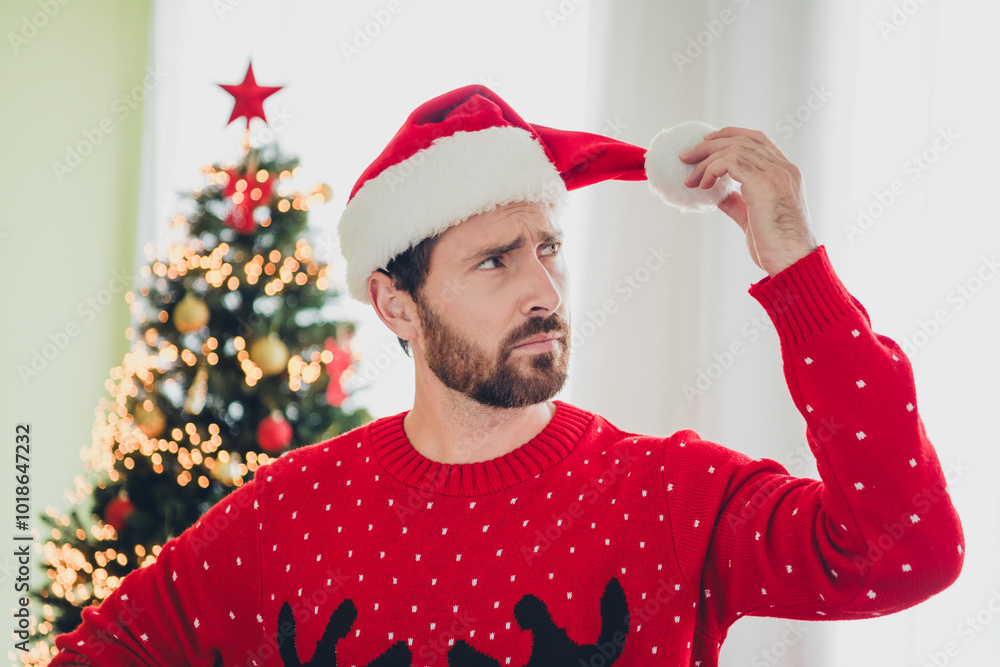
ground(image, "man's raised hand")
xmin=679 ymin=127 xmax=818 ymax=276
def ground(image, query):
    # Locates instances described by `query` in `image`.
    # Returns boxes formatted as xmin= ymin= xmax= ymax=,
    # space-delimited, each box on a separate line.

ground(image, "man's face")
xmin=412 ymin=201 xmax=572 ymax=409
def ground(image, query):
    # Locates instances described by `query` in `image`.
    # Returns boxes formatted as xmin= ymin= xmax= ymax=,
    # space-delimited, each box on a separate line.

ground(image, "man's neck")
xmin=402 ymin=394 xmax=556 ymax=465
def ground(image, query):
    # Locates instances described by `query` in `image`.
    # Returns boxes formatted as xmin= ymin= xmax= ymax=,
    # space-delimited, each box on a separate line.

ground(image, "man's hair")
xmin=379 ymin=232 xmax=444 ymax=357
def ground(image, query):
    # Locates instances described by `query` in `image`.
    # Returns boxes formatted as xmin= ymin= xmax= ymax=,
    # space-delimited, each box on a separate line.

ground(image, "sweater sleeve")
xmin=48 ymin=476 xmax=262 ymax=666
xmin=671 ymin=245 xmax=965 ymax=642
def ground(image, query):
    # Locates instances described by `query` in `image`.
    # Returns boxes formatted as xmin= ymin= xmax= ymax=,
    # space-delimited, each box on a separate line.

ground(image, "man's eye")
xmin=476 ymin=243 xmax=560 ymax=270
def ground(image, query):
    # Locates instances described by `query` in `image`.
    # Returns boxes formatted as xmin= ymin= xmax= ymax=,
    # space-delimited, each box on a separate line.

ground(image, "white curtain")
xmin=578 ymin=1 xmax=999 ymax=665
xmin=143 ymin=1 xmax=998 ymax=665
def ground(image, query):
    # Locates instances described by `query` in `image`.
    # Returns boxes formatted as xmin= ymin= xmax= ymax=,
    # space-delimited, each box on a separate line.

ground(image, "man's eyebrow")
xmin=464 ymin=230 xmax=564 ymax=264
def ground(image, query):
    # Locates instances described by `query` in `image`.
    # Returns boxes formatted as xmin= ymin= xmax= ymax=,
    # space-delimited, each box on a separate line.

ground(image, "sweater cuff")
xmin=747 ymin=245 xmax=856 ymax=349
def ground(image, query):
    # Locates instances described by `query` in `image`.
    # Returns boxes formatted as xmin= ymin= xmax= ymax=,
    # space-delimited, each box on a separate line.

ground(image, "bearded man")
xmin=51 ymin=85 xmax=963 ymax=667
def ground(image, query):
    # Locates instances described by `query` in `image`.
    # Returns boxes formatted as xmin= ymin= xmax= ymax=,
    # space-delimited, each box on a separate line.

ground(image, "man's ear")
xmin=368 ymin=270 xmax=419 ymax=343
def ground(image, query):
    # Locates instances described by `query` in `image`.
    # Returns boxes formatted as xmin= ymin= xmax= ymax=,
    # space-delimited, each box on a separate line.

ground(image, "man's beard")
xmin=415 ymin=292 xmax=571 ymax=409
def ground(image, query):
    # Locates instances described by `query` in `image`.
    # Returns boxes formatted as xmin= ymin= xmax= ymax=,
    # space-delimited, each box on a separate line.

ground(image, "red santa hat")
xmin=337 ymin=84 xmax=736 ymax=304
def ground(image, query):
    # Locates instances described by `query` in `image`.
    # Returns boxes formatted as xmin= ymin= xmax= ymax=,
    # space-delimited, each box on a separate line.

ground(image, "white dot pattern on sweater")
xmin=67 ymin=250 xmax=964 ymax=667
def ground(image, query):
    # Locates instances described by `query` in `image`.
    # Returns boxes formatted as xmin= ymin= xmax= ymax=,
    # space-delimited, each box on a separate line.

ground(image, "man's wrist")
xmin=766 ymin=243 xmax=820 ymax=278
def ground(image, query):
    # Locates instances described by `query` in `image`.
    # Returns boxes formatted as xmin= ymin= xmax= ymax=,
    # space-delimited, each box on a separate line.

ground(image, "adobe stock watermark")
xmin=415 ymin=608 xmax=477 ymax=665
xmin=0 ymin=555 xmax=15 ymax=587
xmin=303 ymin=233 xmax=413 ymax=392
xmin=544 ymin=0 xmax=588 ymax=32
xmin=340 ymin=0 xmax=408 ymax=64
xmin=244 ymin=570 xmax=352 ymax=667
xmin=382 ymin=114 xmax=627 ymax=201
xmin=475 ymin=73 xmax=502 ymax=90
xmin=673 ymin=0 xmax=755 ymax=73
xmin=781 ymin=413 xmax=845 ymax=476
xmin=212 ymin=0 xmax=247 ymax=20
xmin=7 ymin=0 xmax=72 ymax=53
xmin=629 ymin=574 xmax=682 ymax=633
xmin=774 ymin=85 xmax=833 ymax=140
xmin=392 ymin=415 xmax=520 ymax=525
xmin=339 ymin=335 xmax=409 ymax=394
xmin=18 ymin=591 xmax=147 ymax=657
xmin=851 ymin=458 xmax=970 ymax=577
xmin=897 ymin=254 xmax=999 ymax=358
xmin=843 ymin=125 xmax=959 ymax=244
xmin=343 ymin=237 xmax=664 ymax=392
xmin=680 ymin=286 xmax=803 ymax=404
xmin=726 ymin=414 xmax=845 ymax=535
xmin=520 ymin=448 xmax=640 ymax=566
xmin=750 ymin=619 xmax=811 ymax=667
xmin=188 ymin=481 xmax=261 ymax=557
xmin=919 ymin=587 xmax=1000 ymax=667
xmin=247 ymin=106 xmax=295 ymax=145
xmin=878 ymin=0 xmax=933 ymax=40
xmin=51 ymin=65 xmax=169 ymax=182
xmin=571 ymin=244 xmax=672 ymax=352
xmin=17 ymin=269 xmax=133 ymax=385
xmin=390 ymin=467 xmax=448 ymax=525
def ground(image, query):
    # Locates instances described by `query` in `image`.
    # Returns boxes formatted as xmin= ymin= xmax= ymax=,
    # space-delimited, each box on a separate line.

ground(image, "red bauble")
xmin=104 ymin=498 xmax=135 ymax=532
xmin=324 ymin=336 xmax=354 ymax=408
xmin=223 ymin=168 xmax=274 ymax=233
xmin=257 ymin=412 xmax=293 ymax=453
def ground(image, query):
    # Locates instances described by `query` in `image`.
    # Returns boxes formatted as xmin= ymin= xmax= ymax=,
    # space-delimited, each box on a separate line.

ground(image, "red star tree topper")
xmin=218 ymin=61 xmax=283 ymax=130
xmin=217 ymin=61 xmax=283 ymax=232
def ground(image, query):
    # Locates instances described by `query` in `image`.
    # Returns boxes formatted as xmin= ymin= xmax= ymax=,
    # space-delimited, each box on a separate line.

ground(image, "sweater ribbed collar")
xmin=368 ymin=399 xmax=594 ymax=497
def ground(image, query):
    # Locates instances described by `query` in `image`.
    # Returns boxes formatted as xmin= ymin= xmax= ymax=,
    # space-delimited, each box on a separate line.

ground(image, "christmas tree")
xmin=17 ymin=63 xmax=372 ymax=666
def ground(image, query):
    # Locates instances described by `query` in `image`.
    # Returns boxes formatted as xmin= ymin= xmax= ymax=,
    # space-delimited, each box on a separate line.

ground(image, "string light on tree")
xmin=132 ymin=401 xmax=165 ymax=439
xmin=183 ymin=365 xmax=209 ymax=415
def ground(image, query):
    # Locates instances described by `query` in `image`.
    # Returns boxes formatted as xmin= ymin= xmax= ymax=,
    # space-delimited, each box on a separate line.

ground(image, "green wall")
xmin=1 ymin=0 xmax=150 ymax=647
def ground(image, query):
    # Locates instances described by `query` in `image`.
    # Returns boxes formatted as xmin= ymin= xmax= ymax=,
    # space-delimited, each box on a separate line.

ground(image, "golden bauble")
xmin=249 ymin=334 xmax=289 ymax=376
xmin=173 ymin=293 xmax=209 ymax=334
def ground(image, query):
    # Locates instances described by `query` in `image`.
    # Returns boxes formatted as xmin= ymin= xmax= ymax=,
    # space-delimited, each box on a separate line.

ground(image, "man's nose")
xmin=521 ymin=253 xmax=563 ymax=315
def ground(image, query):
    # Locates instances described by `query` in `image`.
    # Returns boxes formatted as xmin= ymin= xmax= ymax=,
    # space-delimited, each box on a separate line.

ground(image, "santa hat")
xmin=337 ymin=84 xmax=737 ymax=304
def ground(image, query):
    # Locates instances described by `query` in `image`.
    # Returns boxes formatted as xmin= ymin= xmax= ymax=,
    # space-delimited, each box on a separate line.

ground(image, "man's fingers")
xmin=688 ymin=149 xmax=773 ymax=191
xmin=708 ymin=126 xmax=789 ymax=161
xmin=684 ymin=139 xmax=780 ymax=188
xmin=679 ymin=128 xmax=788 ymax=165
xmin=718 ymin=191 xmax=749 ymax=231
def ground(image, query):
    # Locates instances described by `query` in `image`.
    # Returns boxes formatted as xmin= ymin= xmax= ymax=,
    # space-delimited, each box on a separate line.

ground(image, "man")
xmin=51 ymin=85 xmax=963 ymax=666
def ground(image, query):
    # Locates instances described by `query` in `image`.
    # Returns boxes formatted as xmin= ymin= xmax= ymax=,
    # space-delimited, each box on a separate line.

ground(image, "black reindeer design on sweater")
xmin=447 ymin=578 xmax=629 ymax=666
xmin=276 ymin=577 xmax=628 ymax=666
xmin=276 ymin=599 xmax=411 ymax=666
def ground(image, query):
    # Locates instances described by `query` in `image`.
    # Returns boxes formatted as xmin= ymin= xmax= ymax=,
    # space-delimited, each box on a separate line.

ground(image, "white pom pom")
xmin=644 ymin=121 xmax=740 ymax=213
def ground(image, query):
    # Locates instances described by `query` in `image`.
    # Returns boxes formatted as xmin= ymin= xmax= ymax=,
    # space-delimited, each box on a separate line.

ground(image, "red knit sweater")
xmin=50 ymin=246 xmax=964 ymax=666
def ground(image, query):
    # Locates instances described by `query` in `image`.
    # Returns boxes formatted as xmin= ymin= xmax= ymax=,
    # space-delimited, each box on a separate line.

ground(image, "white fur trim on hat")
xmin=644 ymin=121 xmax=740 ymax=213
xmin=338 ymin=125 xmax=568 ymax=305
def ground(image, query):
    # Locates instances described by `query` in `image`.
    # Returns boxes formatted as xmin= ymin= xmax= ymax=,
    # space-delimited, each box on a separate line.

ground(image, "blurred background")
xmin=2 ymin=0 xmax=997 ymax=665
